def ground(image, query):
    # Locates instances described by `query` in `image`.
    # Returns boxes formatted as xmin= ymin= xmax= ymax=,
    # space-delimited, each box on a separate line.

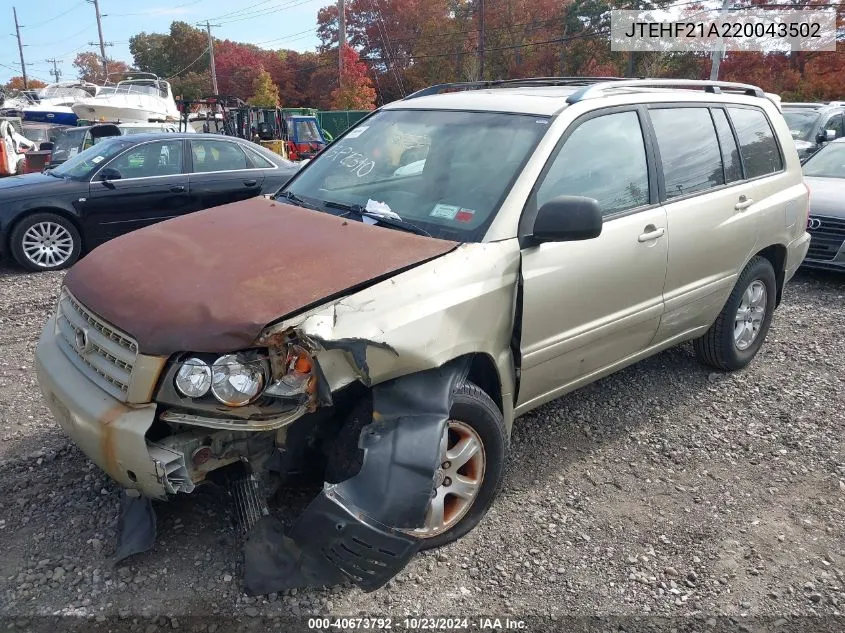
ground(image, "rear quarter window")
xmin=727 ymin=107 xmax=784 ymax=179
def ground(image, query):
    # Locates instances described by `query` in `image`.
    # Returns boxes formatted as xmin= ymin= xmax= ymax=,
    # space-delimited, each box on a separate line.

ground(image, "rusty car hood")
xmin=64 ymin=197 xmax=458 ymax=355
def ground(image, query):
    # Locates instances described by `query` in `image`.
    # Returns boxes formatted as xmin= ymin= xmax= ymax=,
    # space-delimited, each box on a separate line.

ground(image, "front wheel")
xmin=10 ymin=212 xmax=82 ymax=272
xmin=693 ymin=256 xmax=777 ymax=371
xmin=414 ymin=380 xmax=507 ymax=550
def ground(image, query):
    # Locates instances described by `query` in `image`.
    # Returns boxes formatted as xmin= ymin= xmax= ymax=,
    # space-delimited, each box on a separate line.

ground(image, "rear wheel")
xmin=415 ymin=380 xmax=507 ymax=550
xmin=693 ymin=256 xmax=777 ymax=371
xmin=10 ymin=213 xmax=82 ymax=272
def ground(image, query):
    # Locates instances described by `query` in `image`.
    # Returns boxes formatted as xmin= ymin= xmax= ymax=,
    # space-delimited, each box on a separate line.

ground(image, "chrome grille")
xmin=55 ymin=288 xmax=139 ymax=401
xmin=807 ymin=215 xmax=845 ymax=262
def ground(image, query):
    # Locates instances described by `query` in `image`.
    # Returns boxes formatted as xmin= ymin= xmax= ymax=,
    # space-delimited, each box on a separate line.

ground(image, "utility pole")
xmin=46 ymin=58 xmax=62 ymax=82
xmin=478 ymin=0 xmax=485 ymax=81
xmin=337 ymin=0 xmax=346 ymax=87
xmin=626 ymin=51 xmax=635 ymax=78
xmin=710 ymin=0 xmax=731 ymax=80
xmin=87 ymin=0 xmax=109 ymax=80
xmin=13 ymin=7 xmax=28 ymax=89
xmin=203 ymin=21 xmax=220 ymax=95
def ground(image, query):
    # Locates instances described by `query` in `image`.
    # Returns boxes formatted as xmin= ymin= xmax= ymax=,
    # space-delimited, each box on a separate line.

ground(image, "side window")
xmin=727 ymin=107 xmax=783 ymax=178
xmin=190 ymin=140 xmax=249 ymax=173
xmin=824 ymin=114 xmax=844 ymax=138
xmin=650 ymin=108 xmax=724 ymax=198
xmin=711 ymin=109 xmax=743 ymax=183
xmin=105 ymin=141 xmax=184 ymax=178
xmin=243 ymin=146 xmax=275 ymax=168
xmin=536 ymin=110 xmax=649 ymax=216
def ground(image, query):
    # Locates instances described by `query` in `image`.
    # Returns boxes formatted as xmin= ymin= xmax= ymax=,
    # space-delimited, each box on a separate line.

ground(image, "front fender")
xmin=261 ymin=239 xmax=521 ymax=422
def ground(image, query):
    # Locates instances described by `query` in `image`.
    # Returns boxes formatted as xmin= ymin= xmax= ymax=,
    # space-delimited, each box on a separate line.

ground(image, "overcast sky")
xmin=2 ymin=0 xmax=324 ymax=86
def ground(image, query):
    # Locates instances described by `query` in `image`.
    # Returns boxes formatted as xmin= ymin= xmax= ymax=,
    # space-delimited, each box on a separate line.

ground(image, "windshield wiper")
xmin=276 ymin=190 xmax=322 ymax=211
xmin=323 ymin=200 xmax=431 ymax=237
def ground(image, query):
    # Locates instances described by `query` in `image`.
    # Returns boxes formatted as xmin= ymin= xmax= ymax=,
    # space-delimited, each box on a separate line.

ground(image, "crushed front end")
xmin=35 ymin=287 xmax=471 ymax=594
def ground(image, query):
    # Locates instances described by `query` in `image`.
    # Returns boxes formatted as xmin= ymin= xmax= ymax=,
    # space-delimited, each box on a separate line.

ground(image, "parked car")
xmin=47 ymin=121 xmax=190 ymax=167
xmin=781 ymin=102 xmax=845 ymax=159
xmin=34 ymin=78 xmax=809 ymax=595
xmin=0 ymin=133 xmax=299 ymax=271
xmin=20 ymin=121 xmax=70 ymax=147
xmin=802 ymin=138 xmax=845 ymax=271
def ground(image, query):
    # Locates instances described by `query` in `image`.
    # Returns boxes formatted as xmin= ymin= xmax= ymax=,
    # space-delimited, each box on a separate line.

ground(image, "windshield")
xmin=51 ymin=137 xmax=136 ymax=179
xmin=50 ymin=128 xmax=88 ymax=163
xmin=782 ymin=110 xmax=819 ymax=141
xmin=281 ymin=109 xmax=549 ymax=241
xmin=802 ymin=143 xmax=845 ymax=178
xmin=294 ymin=119 xmax=322 ymax=143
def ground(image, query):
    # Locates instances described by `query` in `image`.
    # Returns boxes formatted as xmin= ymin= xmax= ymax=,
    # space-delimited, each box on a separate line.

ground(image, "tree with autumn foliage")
xmin=3 ymin=77 xmax=47 ymax=91
xmin=73 ymin=52 xmax=131 ymax=84
xmin=248 ymin=69 xmax=281 ymax=107
xmin=331 ymin=45 xmax=376 ymax=110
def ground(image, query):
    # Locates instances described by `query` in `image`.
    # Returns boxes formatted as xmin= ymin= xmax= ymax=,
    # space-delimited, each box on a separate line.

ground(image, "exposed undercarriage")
xmin=117 ymin=357 xmax=471 ymax=595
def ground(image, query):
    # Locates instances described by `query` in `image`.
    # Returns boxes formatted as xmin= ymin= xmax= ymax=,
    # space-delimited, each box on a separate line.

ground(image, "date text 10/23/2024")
xmin=307 ymin=617 xmax=528 ymax=630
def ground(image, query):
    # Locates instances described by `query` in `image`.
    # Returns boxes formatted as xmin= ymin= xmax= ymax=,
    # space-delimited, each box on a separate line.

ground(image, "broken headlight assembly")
xmin=156 ymin=346 xmax=317 ymax=418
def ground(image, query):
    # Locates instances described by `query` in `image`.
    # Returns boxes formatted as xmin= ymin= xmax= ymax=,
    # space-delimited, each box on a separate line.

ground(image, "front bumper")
xmin=784 ymin=231 xmax=812 ymax=283
xmin=35 ymin=316 xmax=169 ymax=499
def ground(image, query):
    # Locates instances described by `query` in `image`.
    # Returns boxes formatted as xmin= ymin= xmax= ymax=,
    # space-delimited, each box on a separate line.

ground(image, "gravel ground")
xmin=0 ymin=263 xmax=843 ymax=631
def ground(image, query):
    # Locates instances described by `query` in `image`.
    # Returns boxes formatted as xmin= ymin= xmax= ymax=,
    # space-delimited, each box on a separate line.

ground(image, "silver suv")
xmin=35 ymin=78 xmax=810 ymax=595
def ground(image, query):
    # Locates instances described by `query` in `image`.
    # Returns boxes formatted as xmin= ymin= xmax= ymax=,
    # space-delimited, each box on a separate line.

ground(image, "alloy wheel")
xmin=21 ymin=222 xmax=75 ymax=269
xmin=414 ymin=420 xmax=486 ymax=538
xmin=734 ymin=279 xmax=767 ymax=351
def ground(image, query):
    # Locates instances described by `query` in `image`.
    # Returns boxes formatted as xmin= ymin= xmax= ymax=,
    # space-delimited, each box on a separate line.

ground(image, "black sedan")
xmin=803 ymin=138 xmax=845 ymax=271
xmin=0 ymin=133 xmax=300 ymax=271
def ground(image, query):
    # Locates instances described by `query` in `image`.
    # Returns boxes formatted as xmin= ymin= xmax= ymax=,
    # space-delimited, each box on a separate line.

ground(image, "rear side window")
xmin=190 ymin=140 xmax=249 ymax=172
xmin=727 ymin=107 xmax=783 ymax=178
xmin=537 ymin=110 xmax=649 ymax=216
xmin=650 ymin=108 xmax=724 ymax=198
xmin=243 ymin=146 xmax=275 ymax=168
xmin=711 ymin=109 xmax=743 ymax=183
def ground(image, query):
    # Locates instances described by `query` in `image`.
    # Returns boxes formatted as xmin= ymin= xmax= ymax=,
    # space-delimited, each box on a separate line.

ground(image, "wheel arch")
xmin=464 ymin=352 xmax=504 ymax=416
xmin=754 ymin=243 xmax=787 ymax=307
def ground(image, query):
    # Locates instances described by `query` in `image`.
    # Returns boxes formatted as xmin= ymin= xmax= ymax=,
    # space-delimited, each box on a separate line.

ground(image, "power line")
xmin=106 ymin=0 xmax=205 ymax=18
xmin=167 ymin=47 xmax=210 ymax=79
xmin=21 ymin=1 xmax=86 ymax=29
xmin=214 ymin=0 xmax=322 ymax=25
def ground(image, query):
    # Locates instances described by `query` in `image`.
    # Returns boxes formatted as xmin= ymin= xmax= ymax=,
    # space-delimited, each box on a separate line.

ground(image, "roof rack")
xmin=781 ymin=102 xmax=826 ymax=108
xmin=565 ymin=79 xmax=766 ymax=103
xmin=403 ymin=77 xmax=630 ymax=100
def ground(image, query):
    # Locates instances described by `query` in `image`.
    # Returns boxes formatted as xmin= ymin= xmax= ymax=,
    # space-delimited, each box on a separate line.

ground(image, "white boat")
xmin=22 ymin=82 xmax=100 ymax=125
xmin=71 ymin=73 xmax=180 ymax=123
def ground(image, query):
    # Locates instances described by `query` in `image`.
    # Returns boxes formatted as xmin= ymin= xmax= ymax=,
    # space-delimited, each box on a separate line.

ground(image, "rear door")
xmin=648 ymin=105 xmax=760 ymax=343
xmin=187 ymin=138 xmax=266 ymax=210
xmin=82 ymin=138 xmax=190 ymax=244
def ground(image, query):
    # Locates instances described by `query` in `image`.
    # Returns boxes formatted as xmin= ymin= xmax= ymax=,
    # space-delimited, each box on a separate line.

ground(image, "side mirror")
xmin=98 ymin=167 xmax=122 ymax=181
xmin=39 ymin=142 xmax=54 ymax=151
xmin=529 ymin=196 xmax=603 ymax=244
xmin=819 ymin=129 xmax=836 ymax=142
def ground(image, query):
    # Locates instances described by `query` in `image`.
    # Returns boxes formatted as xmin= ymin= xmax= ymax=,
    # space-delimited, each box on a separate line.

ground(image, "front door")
xmin=83 ymin=139 xmax=190 ymax=245
xmin=517 ymin=108 xmax=668 ymax=412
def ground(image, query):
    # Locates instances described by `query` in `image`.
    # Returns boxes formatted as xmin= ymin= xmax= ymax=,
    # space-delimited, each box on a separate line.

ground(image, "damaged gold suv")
xmin=35 ymin=78 xmax=810 ymax=594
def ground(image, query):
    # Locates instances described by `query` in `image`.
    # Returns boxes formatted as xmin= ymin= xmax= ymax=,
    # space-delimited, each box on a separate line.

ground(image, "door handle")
xmin=170 ymin=185 xmax=185 ymax=193
xmin=637 ymin=227 xmax=665 ymax=242
xmin=243 ymin=179 xmax=257 ymax=187
xmin=735 ymin=195 xmax=754 ymax=211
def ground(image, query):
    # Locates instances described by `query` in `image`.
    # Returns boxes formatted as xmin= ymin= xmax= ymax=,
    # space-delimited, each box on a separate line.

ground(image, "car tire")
xmin=10 ymin=212 xmax=82 ymax=272
xmin=416 ymin=380 xmax=508 ymax=551
xmin=693 ymin=256 xmax=777 ymax=372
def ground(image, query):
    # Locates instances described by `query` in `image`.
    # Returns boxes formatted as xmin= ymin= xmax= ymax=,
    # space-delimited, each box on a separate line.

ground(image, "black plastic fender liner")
xmin=114 ymin=493 xmax=157 ymax=563
xmin=242 ymin=357 xmax=470 ymax=595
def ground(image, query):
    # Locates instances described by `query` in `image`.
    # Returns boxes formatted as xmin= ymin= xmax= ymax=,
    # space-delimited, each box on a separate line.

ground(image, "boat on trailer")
xmin=21 ymin=82 xmax=101 ymax=126
xmin=71 ymin=73 xmax=180 ymax=123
